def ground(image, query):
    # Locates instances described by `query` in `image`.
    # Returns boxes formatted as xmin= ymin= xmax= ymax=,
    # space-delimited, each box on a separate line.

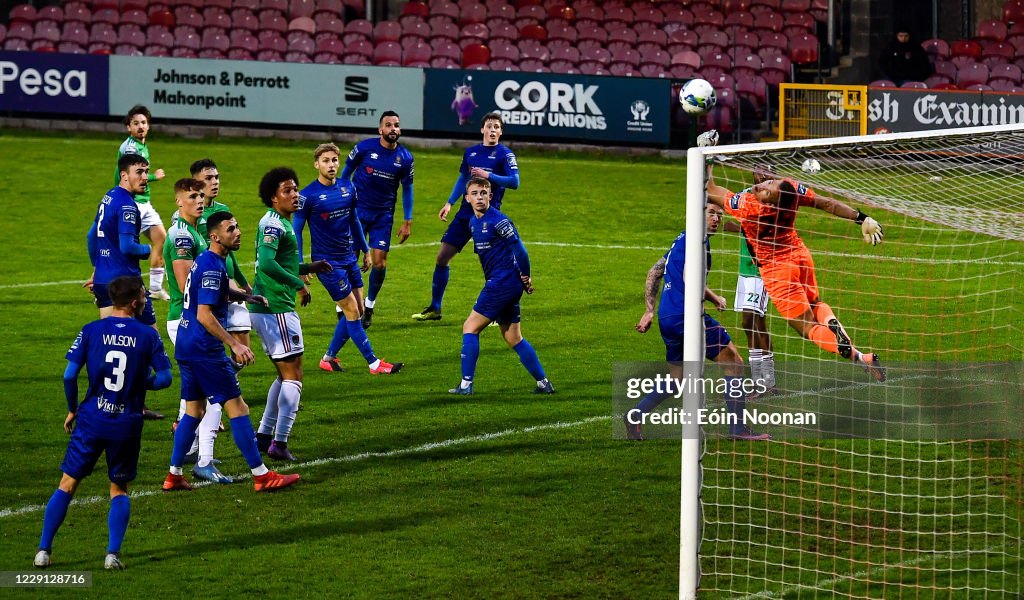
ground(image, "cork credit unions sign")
xmin=107 ymin=55 xmax=424 ymax=129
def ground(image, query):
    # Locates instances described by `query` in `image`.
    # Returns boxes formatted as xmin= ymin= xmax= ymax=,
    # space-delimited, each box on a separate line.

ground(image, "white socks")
xmin=258 ymin=378 xmax=283 ymax=436
xmin=149 ymin=267 xmax=165 ymax=292
xmin=275 ymin=380 xmax=302 ymax=442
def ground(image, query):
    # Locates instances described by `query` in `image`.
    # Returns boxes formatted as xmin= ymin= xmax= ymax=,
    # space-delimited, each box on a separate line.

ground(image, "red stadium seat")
xmin=702 ymin=51 xmax=733 ymax=70
xmin=933 ymin=60 xmax=958 ymax=81
xmin=736 ymin=74 xmax=768 ymax=112
xmin=520 ymin=23 xmax=547 ymax=41
xmin=753 ymin=11 xmax=784 ymax=33
xmin=402 ymin=41 xmax=431 ymax=65
xmin=951 ymin=39 xmax=983 ymax=59
xmin=431 ymin=39 xmax=461 ymax=60
xmin=698 ymin=29 xmax=729 ymax=50
xmin=461 ymin=2 xmax=488 ymax=25
xmin=462 ymin=42 xmax=490 ymax=67
xmin=290 ymin=0 xmax=316 ymax=19
xmin=672 ymin=50 xmax=702 ymax=70
xmin=488 ymin=2 xmax=516 ymax=21
xmin=231 ymin=32 xmax=259 ymax=52
xmin=59 ymin=42 xmax=88 ymax=54
xmin=257 ymin=32 xmax=287 ymax=52
xmin=372 ymin=40 xmax=402 ymax=64
xmin=762 ymin=53 xmax=792 ymax=82
xmin=790 ymin=33 xmax=819 ymax=64
xmin=1004 ymin=1 xmax=1024 ymax=23
xmin=519 ymin=42 xmax=549 ymax=62
xmin=725 ymin=11 xmax=754 ymax=29
xmin=581 ymin=46 xmax=611 ymax=65
xmin=429 ymin=56 xmax=459 ymax=69
xmin=987 ymin=78 xmax=1021 ymax=91
xmin=255 ymin=49 xmax=282 ymax=61
xmin=722 ymin=0 xmax=751 ymax=11
xmin=977 ymin=19 xmax=1008 ymax=42
xmin=117 ymin=27 xmax=145 ymax=47
xmin=63 ymin=23 xmax=90 ymax=46
xmin=990 ymin=62 xmax=1022 ymax=82
xmin=373 ymin=20 xmax=401 ymax=42
xmin=346 ymin=18 xmax=373 ymax=37
xmin=431 ymin=2 xmax=460 ymax=23
xmin=963 ymin=83 xmax=993 ymax=90
xmin=287 ymin=16 xmax=315 ymax=34
xmin=401 ymin=0 xmax=429 ymax=19
xmin=921 ymin=38 xmax=950 ymax=61
xmin=950 ymin=55 xmax=977 ymax=68
xmin=733 ymin=52 xmax=763 ymax=79
xmin=981 ymin=40 xmax=1015 ymax=62
xmin=899 ymin=80 xmax=927 ymax=88
xmin=345 ymin=38 xmax=373 ymax=58
xmin=923 ymin=74 xmax=953 ymax=87
xmin=342 ymin=53 xmax=371 ymax=65
xmin=957 ymin=62 xmax=990 ymax=86
xmin=430 ymin=20 xmax=459 ymax=42
xmin=8 ymin=4 xmax=36 ymax=25
xmin=663 ymin=8 xmax=695 ymax=29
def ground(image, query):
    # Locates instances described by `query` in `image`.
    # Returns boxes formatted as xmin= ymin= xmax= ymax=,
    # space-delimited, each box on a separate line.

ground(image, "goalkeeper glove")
xmin=697 ymin=129 xmax=719 ymax=147
xmin=855 ymin=210 xmax=884 ymax=245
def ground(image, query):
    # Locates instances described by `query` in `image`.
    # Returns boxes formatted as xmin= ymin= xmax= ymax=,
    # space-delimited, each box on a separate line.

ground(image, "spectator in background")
xmin=880 ymin=27 xmax=933 ymax=85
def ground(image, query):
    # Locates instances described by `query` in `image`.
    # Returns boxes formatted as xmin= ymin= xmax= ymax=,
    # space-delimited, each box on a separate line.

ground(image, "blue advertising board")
xmin=424 ymin=69 xmax=671 ymax=145
xmin=0 ymin=51 xmax=108 ymax=115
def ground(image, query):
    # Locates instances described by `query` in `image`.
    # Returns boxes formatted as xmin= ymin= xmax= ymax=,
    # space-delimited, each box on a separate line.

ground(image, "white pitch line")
xmin=0 ymin=415 xmax=610 ymax=520
xmin=734 ymin=546 xmax=1003 ymax=599
xmin=3 ymin=241 xmax=1021 ymax=292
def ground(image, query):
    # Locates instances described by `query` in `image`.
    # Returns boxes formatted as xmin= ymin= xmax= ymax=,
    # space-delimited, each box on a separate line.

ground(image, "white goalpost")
xmin=681 ymin=124 xmax=1024 ymax=598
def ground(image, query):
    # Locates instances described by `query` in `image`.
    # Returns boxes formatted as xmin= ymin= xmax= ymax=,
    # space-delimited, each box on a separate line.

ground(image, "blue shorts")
xmin=179 ymin=356 xmax=242 ymax=405
xmin=659 ymin=313 xmax=732 ymax=362
xmin=93 ymin=283 xmax=156 ymax=326
xmin=61 ymin=427 xmax=142 ymax=485
xmin=316 ymin=259 xmax=363 ymax=301
xmin=473 ymin=279 xmax=523 ymax=325
xmin=439 ymin=206 xmax=473 ymax=251
xmin=357 ymin=209 xmax=394 ymax=252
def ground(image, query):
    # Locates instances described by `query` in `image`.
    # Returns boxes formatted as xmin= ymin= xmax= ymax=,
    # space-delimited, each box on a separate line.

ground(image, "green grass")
xmin=0 ymin=129 xmax=1020 ymax=598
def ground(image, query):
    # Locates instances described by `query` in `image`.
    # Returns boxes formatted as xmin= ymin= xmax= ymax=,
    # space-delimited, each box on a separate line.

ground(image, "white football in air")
xmin=801 ymin=158 xmax=821 ymax=174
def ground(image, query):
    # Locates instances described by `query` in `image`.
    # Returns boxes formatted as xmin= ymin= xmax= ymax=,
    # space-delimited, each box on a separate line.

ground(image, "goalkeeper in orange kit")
xmin=699 ymin=131 xmax=887 ymax=382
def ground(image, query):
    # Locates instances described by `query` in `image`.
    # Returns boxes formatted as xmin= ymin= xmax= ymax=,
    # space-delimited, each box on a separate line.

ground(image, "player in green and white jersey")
xmin=248 ymin=167 xmax=332 ymax=461
xmin=117 ymin=105 xmax=168 ymax=300
xmin=189 ymin=159 xmax=254 ymax=362
xmin=161 ymin=179 xmax=232 ymax=483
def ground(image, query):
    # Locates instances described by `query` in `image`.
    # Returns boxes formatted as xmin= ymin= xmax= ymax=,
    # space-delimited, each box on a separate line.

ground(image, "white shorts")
xmin=136 ymin=200 xmax=163 ymax=232
xmin=226 ymin=302 xmax=251 ymax=332
xmin=734 ymin=275 xmax=769 ymax=317
xmin=166 ymin=319 xmax=179 ymax=345
xmin=251 ymin=312 xmax=304 ymax=360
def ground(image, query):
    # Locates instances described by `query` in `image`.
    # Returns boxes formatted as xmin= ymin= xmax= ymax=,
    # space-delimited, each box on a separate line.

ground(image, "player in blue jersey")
xmin=296 ymin=143 xmax=404 ymax=375
xmin=628 ymin=204 xmax=769 ymax=441
xmin=35 ymin=276 xmax=172 ymax=570
xmin=87 ymin=153 xmax=165 ymax=420
xmin=87 ymin=154 xmax=157 ymax=327
xmin=341 ymin=111 xmax=415 ymax=328
xmin=162 ymin=211 xmax=301 ymax=493
xmin=448 ymin=177 xmax=553 ymax=395
xmin=413 ymin=112 xmax=520 ymax=322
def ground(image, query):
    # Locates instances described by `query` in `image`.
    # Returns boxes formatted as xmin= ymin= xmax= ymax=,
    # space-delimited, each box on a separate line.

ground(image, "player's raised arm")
xmin=706 ymin=173 xmax=733 ymax=210
xmin=636 ymin=256 xmax=666 ymax=333
xmin=810 ymin=193 xmax=884 ymax=245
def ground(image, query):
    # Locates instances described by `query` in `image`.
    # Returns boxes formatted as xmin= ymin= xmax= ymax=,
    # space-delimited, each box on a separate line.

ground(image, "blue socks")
xmin=171 ymin=413 xmax=201 ymax=467
xmin=430 ymin=265 xmax=450 ymax=312
xmin=230 ymin=415 xmax=264 ymax=469
xmin=636 ymin=391 xmax=669 ymax=415
xmin=107 ymin=495 xmax=130 ymax=554
xmin=513 ymin=339 xmax=546 ymax=381
xmin=724 ymin=376 xmax=745 ymax=435
xmin=39 ymin=489 xmax=72 ymax=551
xmin=326 ymin=318 xmax=351 ymax=357
xmin=346 ymin=318 xmax=377 ymax=363
xmin=461 ymin=333 xmax=480 ymax=381
xmin=367 ymin=266 xmax=386 ymax=302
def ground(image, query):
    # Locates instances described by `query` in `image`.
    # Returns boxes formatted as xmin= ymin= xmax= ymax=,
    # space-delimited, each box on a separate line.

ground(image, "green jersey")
xmin=116 ymin=136 xmax=158 ymax=204
xmin=250 ymin=209 xmax=304 ymax=314
xmin=201 ymin=200 xmax=249 ymax=289
xmin=738 ymin=232 xmax=760 ymax=278
xmin=163 ymin=217 xmax=207 ymax=321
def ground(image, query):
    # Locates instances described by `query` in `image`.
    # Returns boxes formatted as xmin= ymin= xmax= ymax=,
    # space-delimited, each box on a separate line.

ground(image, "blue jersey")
xmin=175 ymin=250 xmax=232 ymax=361
xmin=296 ymin=178 xmax=366 ymax=262
xmin=345 ymin=138 xmax=414 ymax=213
xmin=470 ymin=207 xmax=524 ymax=284
xmin=92 ymin=186 xmax=143 ymax=285
xmin=659 ymin=232 xmax=712 ymax=321
xmin=459 ymin=143 xmax=518 ymax=209
xmin=66 ymin=317 xmax=171 ymax=440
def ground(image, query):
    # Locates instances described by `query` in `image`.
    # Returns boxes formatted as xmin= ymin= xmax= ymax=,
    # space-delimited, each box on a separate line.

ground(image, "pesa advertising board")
xmin=108 ymin=56 xmax=424 ymax=129
xmin=423 ymin=69 xmax=670 ymax=145
xmin=0 ymin=51 xmax=108 ymax=115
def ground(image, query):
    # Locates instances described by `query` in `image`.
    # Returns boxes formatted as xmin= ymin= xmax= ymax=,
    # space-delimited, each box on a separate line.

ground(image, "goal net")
xmin=681 ymin=125 xmax=1024 ymax=598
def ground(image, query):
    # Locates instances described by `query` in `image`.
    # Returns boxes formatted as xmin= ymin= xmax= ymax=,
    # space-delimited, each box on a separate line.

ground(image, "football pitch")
xmin=0 ymin=128 xmax=1019 ymax=598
